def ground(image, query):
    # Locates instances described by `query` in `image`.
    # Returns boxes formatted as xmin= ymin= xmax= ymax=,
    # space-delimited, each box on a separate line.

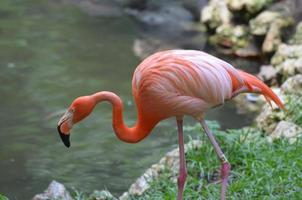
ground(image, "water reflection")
xmin=0 ymin=1 xmax=254 ymax=199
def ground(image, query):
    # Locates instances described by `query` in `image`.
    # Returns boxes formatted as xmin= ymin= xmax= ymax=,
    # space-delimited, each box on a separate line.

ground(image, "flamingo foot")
xmin=177 ymin=170 xmax=187 ymax=200
xmin=220 ymin=162 xmax=231 ymax=200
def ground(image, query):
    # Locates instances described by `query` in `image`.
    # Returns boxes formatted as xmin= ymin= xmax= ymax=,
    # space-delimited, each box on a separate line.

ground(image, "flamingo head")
xmin=57 ymin=96 xmax=96 ymax=148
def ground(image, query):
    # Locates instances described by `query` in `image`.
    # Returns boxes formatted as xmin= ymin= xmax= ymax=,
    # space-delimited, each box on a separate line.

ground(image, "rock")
xmin=281 ymin=74 xmax=302 ymax=94
xmin=249 ymin=1 xmax=294 ymax=53
xmin=203 ymin=0 xmax=295 ymax=55
xmin=226 ymin=0 xmax=273 ymax=15
xmin=257 ymin=65 xmax=278 ymax=82
xmin=250 ymin=11 xmax=293 ymax=53
xmin=89 ymin=190 xmax=117 ymax=200
xmin=250 ymin=11 xmax=280 ymax=35
xmin=128 ymin=163 xmax=165 ymax=196
xmin=234 ymin=43 xmax=261 ymax=58
xmin=250 ymin=1 xmax=294 ymax=35
xmin=271 ymin=43 xmax=302 ymax=79
xmin=276 ymin=57 xmax=302 ymax=77
xmin=209 ymin=24 xmax=250 ymax=48
xmin=201 ymin=0 xmax=232 ymax=30
xmin=256 ymin=102 xmax=285 ymax=134
xmin=159 ymin=148 xmax=180 ymax=174
xmin=122 ymin=140 xmax=202 ymax=197
xmin=33 ymin=180 xmax=73 ymax=200
xmin=290 ymin=22 xmax=302 ymax=45
xmin=256 ymin=104 xmax=276 ymax=133
xmin=209 ymin=23 xmax=262 ymax=57
xmin=269 ymin=121 xmax=302 ymax=143
xmin=128 ymin=168 xmax=153 ymax=195
xmin=270 ymin=21 xmax=302 ymax=79
xmin=285 ymin=0 xmax=302 ymax=22
xmin=271 ymin=44 xmax=302 ymax=66
xmin=261 ymin=19 xmax=283 ymax=53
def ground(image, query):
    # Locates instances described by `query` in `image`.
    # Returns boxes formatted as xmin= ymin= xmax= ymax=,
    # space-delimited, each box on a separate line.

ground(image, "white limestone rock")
xmin=281 ymin=74 xmax=302 ymax=94
xmin=33 ymin=180 xmax=73 ymax=200
xmin=269 ymin=121 xmax=302 ymax=143
xmin=201 ymin=0 xmax=232 ymax=30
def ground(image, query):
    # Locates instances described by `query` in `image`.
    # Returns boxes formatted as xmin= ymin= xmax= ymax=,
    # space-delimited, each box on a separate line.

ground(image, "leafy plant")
xmin=0 ymin=194 xmax=9 ymax=200
xmin=285 ymin=94 xmax=302 ymax=126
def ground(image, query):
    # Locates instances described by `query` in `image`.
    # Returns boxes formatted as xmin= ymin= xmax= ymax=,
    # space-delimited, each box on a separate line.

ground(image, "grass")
xmin=130 ymin=122 xmax=302 ymax=200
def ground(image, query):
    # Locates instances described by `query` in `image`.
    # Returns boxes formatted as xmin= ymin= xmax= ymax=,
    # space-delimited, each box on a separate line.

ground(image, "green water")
xmin=0 ymin=1 xmax=254 ymax=199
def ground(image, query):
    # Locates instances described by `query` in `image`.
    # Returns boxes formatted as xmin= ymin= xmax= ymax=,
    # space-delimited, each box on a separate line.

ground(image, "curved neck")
xmin=91 ymin=91 xmax=157 ymax=143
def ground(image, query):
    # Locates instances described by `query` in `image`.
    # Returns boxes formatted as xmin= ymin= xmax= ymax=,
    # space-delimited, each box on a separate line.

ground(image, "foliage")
xmin=71 ymin=188 xmax=117 ymax=200
xmin=131 ymin=125 xmax=302 ymax=200
xmin=71 ymin=188 xmax=88 ymax=200
xmin=285 ymin=94 xmax=302 ymax=127
xmin=0 ymin=194 xmax=9 ymax=200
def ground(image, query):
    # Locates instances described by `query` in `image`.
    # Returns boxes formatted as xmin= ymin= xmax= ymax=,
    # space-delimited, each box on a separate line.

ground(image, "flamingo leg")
xmin=176 ymin=119 xmax=187 ymax=200
xmin=200 ymin=120 xmax=231 ymax=200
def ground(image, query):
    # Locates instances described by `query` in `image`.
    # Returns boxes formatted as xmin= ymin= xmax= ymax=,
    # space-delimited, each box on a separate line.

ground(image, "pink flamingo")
xmin=57 ymin=50 xmax=283 ymax=200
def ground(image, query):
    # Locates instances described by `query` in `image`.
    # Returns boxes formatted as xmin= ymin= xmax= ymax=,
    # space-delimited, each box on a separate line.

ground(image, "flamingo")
xmin=57 ymin=50 xmax=283 ymax=200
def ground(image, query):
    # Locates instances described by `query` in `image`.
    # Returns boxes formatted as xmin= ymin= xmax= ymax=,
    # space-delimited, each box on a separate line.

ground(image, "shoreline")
xmin=31 ymin=0 xmax=302 ymax=199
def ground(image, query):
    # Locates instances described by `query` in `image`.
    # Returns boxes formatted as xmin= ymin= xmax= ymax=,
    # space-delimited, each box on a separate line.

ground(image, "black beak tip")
xmin=57 ymin=125 xmax=71 ymax=148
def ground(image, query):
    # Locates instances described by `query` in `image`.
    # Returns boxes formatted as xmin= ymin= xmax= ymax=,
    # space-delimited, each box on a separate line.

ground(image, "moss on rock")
xmin=209 ymin=24 xmax=251 ymax=49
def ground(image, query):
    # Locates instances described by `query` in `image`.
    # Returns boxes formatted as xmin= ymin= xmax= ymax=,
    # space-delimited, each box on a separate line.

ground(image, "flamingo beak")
xmin=57 ymin=125 xmax=70 ymax=148
xmin=57 ymin=109 xmax=73 ymax=148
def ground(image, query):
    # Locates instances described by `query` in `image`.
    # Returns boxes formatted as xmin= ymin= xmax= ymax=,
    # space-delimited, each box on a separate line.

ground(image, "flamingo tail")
xmin=237 ymin=70 xmax=284 ymax=109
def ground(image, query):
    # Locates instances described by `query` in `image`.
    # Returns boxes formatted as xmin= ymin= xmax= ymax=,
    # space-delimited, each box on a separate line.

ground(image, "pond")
xmin=0 ymin=1 xmax=257 ymax=199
